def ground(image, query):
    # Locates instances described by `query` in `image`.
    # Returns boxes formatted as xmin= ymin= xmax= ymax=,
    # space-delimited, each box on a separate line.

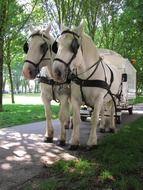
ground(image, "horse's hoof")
xmin=99 ymin=128 xmax=105 ymax=133
xmin=57 ymin=140 xmax=66 ymax=147
xmin=86 ymin=145 xmax=98 ymax=151
xmin=68 ymin=145 xmax=79 ymax=151
xmin=109 ymin=128 xmax=115 ymax=133
xmin=44 ymin=137 xmax=53 ymax=143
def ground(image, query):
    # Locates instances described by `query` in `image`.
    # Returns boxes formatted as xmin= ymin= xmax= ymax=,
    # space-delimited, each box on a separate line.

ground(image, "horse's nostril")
xmin=55 ymin=69 xmax=61 ymax=77
xmin=29 ymin=70 xmax=32 ymax=77
xmin=57 ymin=71 xmax=61 ymax=77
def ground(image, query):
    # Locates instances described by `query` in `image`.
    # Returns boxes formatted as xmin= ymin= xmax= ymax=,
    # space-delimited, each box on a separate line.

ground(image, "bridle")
xmin=24 ymin=32 xmax=52 ymax=72
xmin=53 ymin=30 xmax=103 ymax=82
xmin=53 ymin=30 xmax=80 ymax=69
xmin=53 ymin=30 xmax=119 ymax=113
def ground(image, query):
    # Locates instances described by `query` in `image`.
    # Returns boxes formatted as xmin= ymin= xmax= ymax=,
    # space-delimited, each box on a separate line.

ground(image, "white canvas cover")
xmin=124 ymin=59 xmax=136 ymax=99
xmin=98 ymin=49 xmax=136 ymax=101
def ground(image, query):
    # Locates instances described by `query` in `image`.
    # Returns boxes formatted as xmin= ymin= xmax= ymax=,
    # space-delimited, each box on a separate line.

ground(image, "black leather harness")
xmin=38 ymin=76 xmax=70 ymax=102
xmin=69 ymin=60 xmax=117 ymax=112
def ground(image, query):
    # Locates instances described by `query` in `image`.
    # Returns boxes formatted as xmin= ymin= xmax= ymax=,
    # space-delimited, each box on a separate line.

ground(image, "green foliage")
xmin=54 ymin=159 xmax=92 ymax=178
xmin=22 ymin=178 xmax=58 ymax=190
xmin=37 ymin=179 xmax=58 ymax=190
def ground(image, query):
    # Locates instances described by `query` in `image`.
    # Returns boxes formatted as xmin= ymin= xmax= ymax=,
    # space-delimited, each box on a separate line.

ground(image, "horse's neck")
xmin=46 ymin=62 xmax=52 ymax=78
xmin=82 ymin=35 xmax=100 ymax=64
xmin=45 ymin=53 xmax=55 ymax=79
xmin=76 ymin=34 xmax=100 ymax=77
xmin=45 ymin=35 xmax=55 ymax=79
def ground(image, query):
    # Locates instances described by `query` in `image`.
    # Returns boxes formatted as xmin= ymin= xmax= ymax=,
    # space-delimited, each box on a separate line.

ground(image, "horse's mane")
xmin=82 ymin=33 xmax=95 ymax=48
xmin=80 ymin=32 xmax=99 ymax=61
xmin=30 ymin=29 xmax=55 ymax=43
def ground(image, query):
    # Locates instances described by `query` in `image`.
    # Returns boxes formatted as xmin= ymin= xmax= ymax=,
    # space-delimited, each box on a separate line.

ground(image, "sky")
xmin=17 ymin=0 xmax=32 ymax=12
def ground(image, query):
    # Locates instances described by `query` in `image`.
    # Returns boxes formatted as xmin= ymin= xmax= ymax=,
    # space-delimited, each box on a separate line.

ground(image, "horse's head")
xmin=52 ymin=23 xmax=84 ymax=82
xmin=23 ymin=24 xmax=54 ymax=80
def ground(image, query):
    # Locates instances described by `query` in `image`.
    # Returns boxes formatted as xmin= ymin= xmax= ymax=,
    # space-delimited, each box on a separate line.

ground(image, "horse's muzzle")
xmin=23 ymin=65 xmax=39 ymax=80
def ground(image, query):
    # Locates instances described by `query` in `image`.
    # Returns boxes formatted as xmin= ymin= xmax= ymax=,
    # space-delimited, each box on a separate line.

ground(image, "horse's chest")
xmin=82 ymin=87 xmax=96 ymax=102
xmin=80 ymin=87 xmax=106 ymax=106
xmin=54 ymin=85 xmax=70 ymax=97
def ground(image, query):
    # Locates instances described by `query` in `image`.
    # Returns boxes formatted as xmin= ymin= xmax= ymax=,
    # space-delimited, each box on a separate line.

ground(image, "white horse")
xmin=52 ymin=23 xmax=122 ymax=149
xmin=22 ymin=24 xmax=71 ymax=146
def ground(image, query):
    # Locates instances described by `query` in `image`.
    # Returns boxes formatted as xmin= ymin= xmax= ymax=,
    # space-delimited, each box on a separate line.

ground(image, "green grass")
xmin=0 ymin=104 xmax=59 ymax=128
xmin=22 ymin=117 xmax=143 ymax=190
xmin=133 ymin=95 xmax=143 ymax=104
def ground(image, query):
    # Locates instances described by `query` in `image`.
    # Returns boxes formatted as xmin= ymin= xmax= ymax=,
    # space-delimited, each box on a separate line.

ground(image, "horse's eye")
xmin=40 ymin=42 xmax=48 ymax=54
xmin=23 ymin=42 xmax=29 ymax=54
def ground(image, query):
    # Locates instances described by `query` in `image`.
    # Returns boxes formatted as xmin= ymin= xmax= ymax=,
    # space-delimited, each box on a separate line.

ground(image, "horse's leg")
xmin=99 ymin=104 xmax=105 ymax=133
xmin=102 ymin=101 xmax=111 ymax=132
xmin=64 ymin=101 xmax=71 ymax=129
xmin=69 ymin=98 xmax=81 ymax=150
xmin=87 ymin=96 xmax=104 ymax=147
xmin=41 ymin=92 xmax=54 ymax=143
xmin=58 ymin=96 xmax=70 ymax=146
xmin=109 ymin=100 xmax=116 ymax=133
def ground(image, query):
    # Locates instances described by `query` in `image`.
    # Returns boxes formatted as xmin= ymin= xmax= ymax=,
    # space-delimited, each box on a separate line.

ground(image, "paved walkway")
xmin=0 ymin=104 xmax=143 ymax=190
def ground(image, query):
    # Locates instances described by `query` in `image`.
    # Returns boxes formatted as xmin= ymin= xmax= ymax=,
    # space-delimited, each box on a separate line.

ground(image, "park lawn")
xmin=0 ymin=104 xmax=59 ymax=128
xmin=22 ymin=116 xmax=143 ymax=190
xmin=133 ymin=95 xmax=143 ymax=104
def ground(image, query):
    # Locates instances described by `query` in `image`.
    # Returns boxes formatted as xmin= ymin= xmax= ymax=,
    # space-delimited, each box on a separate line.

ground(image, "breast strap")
xmin=70 ymin=67 xmax=117 ymax=114
xmin=70 ymin=73 xmax=110 ymax=89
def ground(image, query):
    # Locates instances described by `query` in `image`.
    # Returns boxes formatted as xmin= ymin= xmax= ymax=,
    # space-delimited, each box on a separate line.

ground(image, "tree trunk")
xmin=0 ymin=1 xmax=7 ymax=112
xmin=6 ymin=40 xmax=15 ymax=103
xmin=7 ymin=63 xmax=15 ymax=103
xmin=0 ymin=40 xmax=4 ymax=111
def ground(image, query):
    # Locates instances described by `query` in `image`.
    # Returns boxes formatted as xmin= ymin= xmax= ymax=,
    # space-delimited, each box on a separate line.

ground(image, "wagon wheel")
xmin=128 ymin=107 xmax=133 ymax=115
xmin=115 ymin=115 xmax=121 ymax=124
xmin=81 ymin=116 xmax=87 ymax=121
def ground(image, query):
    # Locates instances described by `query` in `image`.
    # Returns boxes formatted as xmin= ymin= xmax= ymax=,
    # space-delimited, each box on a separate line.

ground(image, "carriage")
xmin=80 ymin=49 xmax=137 ymax=124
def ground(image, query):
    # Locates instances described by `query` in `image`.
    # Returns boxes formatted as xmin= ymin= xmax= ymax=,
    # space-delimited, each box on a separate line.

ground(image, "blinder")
xmin=52 ymin=41 xmax=58 ymax=54
xmin=23 ymin=42 xmax=29 ymax=54
xmin=52 ymin=37 xmax=79 ymax=54
xmin=23 ymin=41 xmax=48 ymax=55
xmin=70 ymin=38 xmax=79 ymax=54
xmin=40 ymin=42 xmax=48 ymax=54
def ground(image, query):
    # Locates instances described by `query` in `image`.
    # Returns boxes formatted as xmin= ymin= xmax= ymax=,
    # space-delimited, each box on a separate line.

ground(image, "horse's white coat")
xmin=23 ymin=25 xmax=70 ymax=143
xmin=52 ymin=23 xmax=122 ymax=146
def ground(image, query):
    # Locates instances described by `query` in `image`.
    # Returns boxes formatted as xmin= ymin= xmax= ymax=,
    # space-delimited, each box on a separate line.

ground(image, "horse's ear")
xmin=45 ymin=23 xmax=51 ymax=35
xmin=74 ymin=21 xmax=84 ymax=36
xmin=29 ymin=25 xmax=35 ymax=33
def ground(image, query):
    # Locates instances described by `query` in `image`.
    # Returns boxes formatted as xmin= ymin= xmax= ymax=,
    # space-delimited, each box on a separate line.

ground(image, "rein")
xmin=70 ymin=61 xmax=118 ymax=114
xmin=77 ymin=57 xmax=102 ymax=80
